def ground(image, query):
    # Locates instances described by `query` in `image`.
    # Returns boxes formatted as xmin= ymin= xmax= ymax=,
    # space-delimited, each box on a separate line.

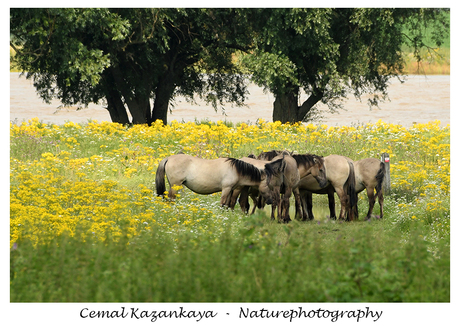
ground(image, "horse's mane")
xmin=264 ymin=158 xmax=285 ymax=180
xmin=292 ymin=154 xmax=324 ymax=167
xmin=257 ymin=150 xmax=291 ymax=161
xmin=226 ymin=158 xmax=262 ymax=182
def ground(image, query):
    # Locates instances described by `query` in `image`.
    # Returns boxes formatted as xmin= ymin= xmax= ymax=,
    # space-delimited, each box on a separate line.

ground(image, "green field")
xmin=10 ymin=119 xmax=450 ymax=302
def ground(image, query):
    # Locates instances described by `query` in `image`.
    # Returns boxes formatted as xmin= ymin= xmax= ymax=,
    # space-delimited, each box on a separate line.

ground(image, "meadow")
xmin=10 ymin=118 xmax=450 ymax=302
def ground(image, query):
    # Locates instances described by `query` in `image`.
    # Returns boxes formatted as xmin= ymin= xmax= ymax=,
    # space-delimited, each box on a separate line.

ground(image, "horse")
xmin=300 ymin=156 xmax=384 ymax=221
xmin=235 ymin=155 xmax=285 ymax=216
xmin=297 ymin=154 xmax=357 ymax=221
xmin=241 ymin=151 xmax=299 ymax=222
xmin=155 ymin=153 xmax=285 ymax=208
xmin=275 ymin=152 xmax=301 ymax=223
xmin=352 ymin=158 xmax=385 ymax=219
xmin=240 ymin=150 xmax=327 ymax=223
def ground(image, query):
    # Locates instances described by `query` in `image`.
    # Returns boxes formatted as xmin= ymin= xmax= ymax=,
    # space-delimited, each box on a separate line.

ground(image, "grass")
xmin=10 ymin=215 xmax=449 ymax=302
xmin=10 ymin=119 xmax=450 ymax=302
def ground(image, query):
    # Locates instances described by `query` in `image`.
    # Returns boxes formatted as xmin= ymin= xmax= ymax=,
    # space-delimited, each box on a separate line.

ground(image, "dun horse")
xmin=298 ymin=154 xmax=357 ymax=221
xmin=301 ymin=156 xmax=384 ymax=221
xmin=353 ymin=158 xmax=385 ymax=219
xmin=240 ymin=150 xmax=327 ymax=223
xmin=155 ymin=153 xmax=285 ymax=208
xmin=234 ymin=155 xmax=285 ymax=216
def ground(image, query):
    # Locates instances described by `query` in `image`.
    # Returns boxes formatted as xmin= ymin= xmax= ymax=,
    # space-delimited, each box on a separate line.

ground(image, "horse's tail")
xmin=346 ymin=161 xmax=358 ymax=218
xmin=375 ymin=161 xmax=385 ymax=195
xmin=155 ymin=157 xmax=168 ymax=196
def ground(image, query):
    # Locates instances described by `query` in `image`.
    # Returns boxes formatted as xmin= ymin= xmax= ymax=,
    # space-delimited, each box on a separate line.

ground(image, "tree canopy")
xmin=10 ymin=8 xmax=253 ymax=125
xmin=10 ymin=8 xmax=449 ymax=125
xmin=241 ymin=8 xmax=450 ymax=123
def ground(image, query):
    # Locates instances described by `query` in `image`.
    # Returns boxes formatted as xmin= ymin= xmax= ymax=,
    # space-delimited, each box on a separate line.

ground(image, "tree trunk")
xmin=273 ymin=89 xmax=324 ymax=124
xmin=128 ymin=95 xmax=151 ymax=125
xmin=273 ymin=92 xmax=299 ymax=124
xmin=152 ymin=71 xmax=177 ymax=125
xmin=101 ymin=70 xmax=130 ymax=124
xmin=105 ymin=89 xmax=130 ymax=125
xmin=110 ymin=65 xmax=153 ymax=125
xmin=297 ymin=90 xmax=324 ymax=122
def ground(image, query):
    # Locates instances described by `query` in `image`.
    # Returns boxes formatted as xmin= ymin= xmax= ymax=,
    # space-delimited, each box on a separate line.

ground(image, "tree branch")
xmin=297 ymin=90 xmax=324 ymax=121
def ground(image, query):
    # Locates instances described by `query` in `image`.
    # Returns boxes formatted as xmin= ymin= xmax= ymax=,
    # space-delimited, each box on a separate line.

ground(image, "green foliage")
xmin=10 ymin=215 xmax=449 ymax=302
xmin=10 ymin=8 xmax=253 ymax=124
xmin=240 ymin=8 xmax=450 ymax=122
xmin=10 ymin=9 xmax=450 ymax=125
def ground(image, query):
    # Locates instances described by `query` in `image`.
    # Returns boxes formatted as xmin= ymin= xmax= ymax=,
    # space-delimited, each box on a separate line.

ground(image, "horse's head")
xmin=310 ymin=156 xmax=328 ymax=188
xmin=258 ymin=158 xmax=285 ymax=205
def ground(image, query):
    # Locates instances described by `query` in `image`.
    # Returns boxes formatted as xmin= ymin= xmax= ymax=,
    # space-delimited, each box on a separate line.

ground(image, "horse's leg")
xmin=238 ymin=186 xmax=250 ymax=213
xmin=365 ymin=186 xmax=376 ymax=219
xmin=167 ymin=181 xmax=181 ymax=200
xmin=353 ymin=197 xmax=359 ymax=220
xmin=229 ymin=188 xmax=242 ymax=210
xmin=293 ymin=188 xmax=303 ymax=220
xmin=327 ymin=188 xmax=336 ymax=220
xmin=282 ymin=188 xmax=292 ymax=223
xmin=334 ymin=187 xmax=348 ymax=220
xmin=274 ymin=188 xmax=281 ymax=221
xmin=250 ymin=194 xmax=258 ymax=214
xmin=278 ymin=194 xmax=285 ymax=222
xmin=271 ymin=192 xmax=280 ymax=221
xmin=271 ymin=203 xmax=276 ymax=221
xmin=377 ymin=188 xmax=384 ymax=218
xmin=302 ymin=192 xmax=311 ymax=221
xmin=303 ymin=191 xmax=314 ymax=220
xmin=168 ymin=186 xmax=177 ymax=200
xmin=220 ymin=187 xmax=233 ymax=207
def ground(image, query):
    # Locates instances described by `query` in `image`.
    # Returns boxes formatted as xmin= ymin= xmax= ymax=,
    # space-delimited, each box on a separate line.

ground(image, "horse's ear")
xmin=313 ymin=157 xmax=318 ymax=164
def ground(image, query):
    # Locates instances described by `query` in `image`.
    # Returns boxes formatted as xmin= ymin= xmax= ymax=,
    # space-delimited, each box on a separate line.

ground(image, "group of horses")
xmin=155 ymin=150 xmax=385 ymax=223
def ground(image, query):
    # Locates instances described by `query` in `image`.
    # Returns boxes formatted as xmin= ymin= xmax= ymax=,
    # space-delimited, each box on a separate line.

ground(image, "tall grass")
xmin=10 ymin=214 xmax=449 ymax=302
xmin=10 ymin=119 xmax=450 ymax=302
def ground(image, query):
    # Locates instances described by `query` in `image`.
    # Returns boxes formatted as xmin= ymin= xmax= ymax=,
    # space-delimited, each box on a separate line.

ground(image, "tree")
xmin=241 ymin=8 xmax=450 ymax=123
xmin=10 ymin=8 xmax=253 ymax=125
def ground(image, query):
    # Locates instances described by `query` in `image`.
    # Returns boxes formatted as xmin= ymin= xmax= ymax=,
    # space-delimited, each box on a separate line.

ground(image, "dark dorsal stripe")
xmin=226 ymin=158 xmax=262 ymax=182
xmin=292 ymin=154 xmax=324 ymax=167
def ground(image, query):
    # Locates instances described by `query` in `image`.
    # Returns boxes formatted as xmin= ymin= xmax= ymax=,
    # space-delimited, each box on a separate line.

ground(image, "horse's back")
xmin=240 ymin=156 xmax=269 ymax=169
xmin=167 ymin=154 xmax=227 ymax=171
xmin=323 ymin=155 xmax=352 ymax=186
xmin=274 ymin=154 xmax=299 ymax=185
xmin=165 ymin=154 xmax=232 ymax=194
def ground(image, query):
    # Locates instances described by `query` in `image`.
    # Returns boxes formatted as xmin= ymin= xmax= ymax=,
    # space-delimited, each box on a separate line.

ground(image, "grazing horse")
xmin=240 ymin=150 xmax=327 ymax=223
xmin=353 ymin=158 xmax=385 ymax=219
xmin=298 ymin=154 xmax=357 ymax=221
xmin=275 ymin=152 xmax=301 ymax=223
xmin=235 ymin=155 xmax=285 ymax=216
xmin=155 ymin=153 xmax=284 ymax=207
xmin=243 ymin=151 xmax=299 ymax=222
